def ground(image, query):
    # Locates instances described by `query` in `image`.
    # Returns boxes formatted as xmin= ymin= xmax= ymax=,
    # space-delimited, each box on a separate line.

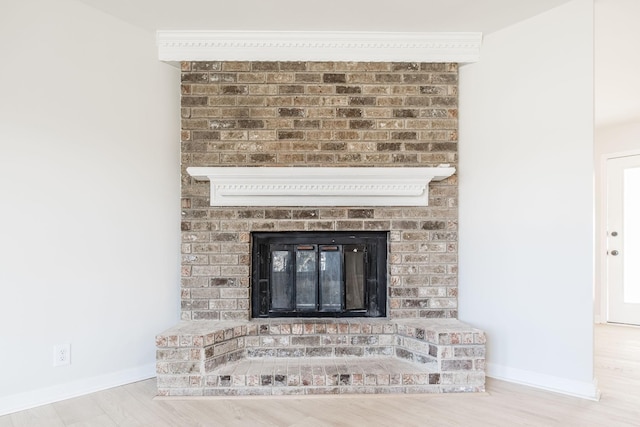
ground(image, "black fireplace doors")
xmin=251 ymin=231 xmax=387 ymax=318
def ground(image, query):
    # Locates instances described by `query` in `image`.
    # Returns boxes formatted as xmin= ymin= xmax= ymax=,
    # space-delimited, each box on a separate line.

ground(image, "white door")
xmin=606 ymin=154 xmax=640 ymax=325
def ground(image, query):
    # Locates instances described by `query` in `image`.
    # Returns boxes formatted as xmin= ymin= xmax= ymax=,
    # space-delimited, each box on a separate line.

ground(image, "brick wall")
xmin=180 ymin=61 xmax=458 ymax=321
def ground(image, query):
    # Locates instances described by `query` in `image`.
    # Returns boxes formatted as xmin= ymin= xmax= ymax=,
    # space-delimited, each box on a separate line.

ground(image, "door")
xmin=606 ymin=154 xmax=640 ymax=325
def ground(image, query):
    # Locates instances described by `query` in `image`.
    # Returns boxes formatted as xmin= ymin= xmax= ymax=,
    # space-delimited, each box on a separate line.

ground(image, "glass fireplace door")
xmin=295 ymin=246 xmax=318 ymax=311
xmin=267 ymin=244 xmax=367 ymax=314
xmin=270 ymin=248 xmax=293 ymax=310
xmin=344 ymin=245 xmax=366 ymax=310
xmin=319 ymin=246 xmax=342 ymax=312
xmin=253 ymin=231 xmax=387 ymax=318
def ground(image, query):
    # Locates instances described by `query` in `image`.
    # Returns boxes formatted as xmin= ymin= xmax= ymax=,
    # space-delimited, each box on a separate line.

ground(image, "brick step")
xmin=156 ymin=319 xmax=486 ymax=396
xmin=201 ymin=356 xmax=442 ymax=396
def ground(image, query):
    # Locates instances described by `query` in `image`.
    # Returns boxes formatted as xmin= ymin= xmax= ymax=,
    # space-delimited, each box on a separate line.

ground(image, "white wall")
xmin=0 ymin=0 xmax=181 ymax=415
xmin=593 ymin=0 xmax=640 ymax=321
xmin=597 ymin=122 xmax=640 ymax=154
xmin=459 ymin=0 xmax=597 ymax=399
xmin=594 ymin=121 xmax=640 ymax=321
xmin=594 ymin=0 xmax=640 ymax=127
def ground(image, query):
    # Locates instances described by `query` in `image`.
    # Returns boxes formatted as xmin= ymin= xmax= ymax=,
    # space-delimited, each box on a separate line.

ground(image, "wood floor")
xmin=2 ymin=324 xmax=638 ymax=426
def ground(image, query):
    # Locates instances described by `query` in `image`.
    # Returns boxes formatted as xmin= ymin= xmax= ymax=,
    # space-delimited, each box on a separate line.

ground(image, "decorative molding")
xmin=186 ymin=166 xmax=456 ymax=207
xmin=157 ymin=31 xmax=482 ymax=63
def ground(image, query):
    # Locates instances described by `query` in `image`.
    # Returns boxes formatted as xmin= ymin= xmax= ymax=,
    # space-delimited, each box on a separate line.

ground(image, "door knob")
xmin=611 ymin=231 xmax=618 ymax=236
xmin=611 ymin=250 xmax=619 ymax=256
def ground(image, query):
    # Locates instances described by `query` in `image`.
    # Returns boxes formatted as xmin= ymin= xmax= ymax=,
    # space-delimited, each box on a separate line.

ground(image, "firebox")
xmin=251 ymin=231 xmax=387 ymax=318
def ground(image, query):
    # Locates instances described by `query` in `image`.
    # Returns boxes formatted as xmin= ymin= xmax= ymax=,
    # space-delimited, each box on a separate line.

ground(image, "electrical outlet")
xmin=53 ymin=344 xmax=71 ymax=367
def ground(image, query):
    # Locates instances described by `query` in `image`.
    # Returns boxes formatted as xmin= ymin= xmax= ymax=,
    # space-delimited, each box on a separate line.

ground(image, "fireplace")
xmin=156 ymin=59 xmax=486 ymax=397
xmin=252 ymin=231 xmax=387 ymax=318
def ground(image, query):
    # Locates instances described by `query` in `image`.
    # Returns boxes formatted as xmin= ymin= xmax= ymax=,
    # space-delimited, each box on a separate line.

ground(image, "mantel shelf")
xmin=186 ymin=166 xmax=455 ymax=207
xmin=157 ymin=31 xmax=482 ymax=63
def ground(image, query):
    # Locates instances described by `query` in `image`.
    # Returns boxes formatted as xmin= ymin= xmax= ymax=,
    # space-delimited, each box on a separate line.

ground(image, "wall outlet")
xmin=53 ymin=344 xmax=71 ymax=367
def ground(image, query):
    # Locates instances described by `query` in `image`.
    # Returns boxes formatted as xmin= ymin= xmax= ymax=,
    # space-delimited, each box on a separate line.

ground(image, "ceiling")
xmin=76 ymin=0 xmax=572 ymax=34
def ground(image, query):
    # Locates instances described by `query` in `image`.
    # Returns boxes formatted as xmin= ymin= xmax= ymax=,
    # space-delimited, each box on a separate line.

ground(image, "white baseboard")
xmin=487 ymin=362 xmax=600 ymax=401
xmin=0 ymin=363 xmax=156 ymax=416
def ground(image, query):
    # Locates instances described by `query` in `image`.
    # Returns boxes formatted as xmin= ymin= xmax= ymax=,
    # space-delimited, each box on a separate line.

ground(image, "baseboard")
xmin=487 ymin=362 xmax=600 ymax=401
xmin=0 ymin=363 xmax=156 ymax=416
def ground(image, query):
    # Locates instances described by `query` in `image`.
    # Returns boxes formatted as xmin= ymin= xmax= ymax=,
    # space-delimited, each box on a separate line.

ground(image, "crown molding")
xmin=157 ymin=31 xmax=482 ymax=63
xmin=186 ymin=166 xmax=456 ymax=207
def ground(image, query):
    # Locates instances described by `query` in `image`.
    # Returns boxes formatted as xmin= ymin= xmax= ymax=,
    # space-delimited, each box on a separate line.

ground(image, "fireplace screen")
xmin=252 ymin=232 xmax=387 ymax=318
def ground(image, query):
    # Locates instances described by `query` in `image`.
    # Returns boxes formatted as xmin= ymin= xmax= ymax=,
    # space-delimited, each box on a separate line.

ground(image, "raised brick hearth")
xmin=157 ymin=60 xmax=486 ymax=397
xmin=157 ymin=318 xmax=485 ymax=396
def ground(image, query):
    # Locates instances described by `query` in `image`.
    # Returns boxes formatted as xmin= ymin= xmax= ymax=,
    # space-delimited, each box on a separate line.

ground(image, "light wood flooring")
xmin=2 ymin=324 xmax=638 ymax=426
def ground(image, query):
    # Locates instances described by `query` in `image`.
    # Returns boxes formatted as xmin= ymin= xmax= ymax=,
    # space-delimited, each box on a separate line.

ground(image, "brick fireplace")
xmin=156 ymin=60 xmax=485 ymax=396
xmin=180 ymin=61 xmax=459 ymax=321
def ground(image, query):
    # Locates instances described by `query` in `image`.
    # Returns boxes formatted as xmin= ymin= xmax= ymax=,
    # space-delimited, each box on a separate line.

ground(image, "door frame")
xmin=599 ymin=149 xmax=640 ymax=324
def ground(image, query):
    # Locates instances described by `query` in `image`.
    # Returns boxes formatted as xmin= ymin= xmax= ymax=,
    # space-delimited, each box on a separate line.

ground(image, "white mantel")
xmin=187 ymin=166 xmax=455 ymax=207
xmin=157 ymin=31 xmax=482 ymax=63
